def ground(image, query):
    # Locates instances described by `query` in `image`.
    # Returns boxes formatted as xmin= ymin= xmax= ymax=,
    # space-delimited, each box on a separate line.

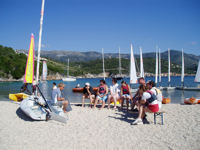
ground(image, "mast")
xmin=181 ymin=49 xmax=184 ymax=87
xmin=155 ymin=47 xmax=158 ymax=84
xmin=140 ymin=47 xmax=144 ymax=78
xmin=36 ymin=0 xmax=45 ymax=83
xmin=130 ymin=44 xmax=137 ymax=84
xmin=67 ymin=58 xmax=69 ymax=77
xmin=168 ymin=48 xmax=171 ymax=87
xmin=159 ymin=48 xmax=161 ymax=83
xmin=119 ymin=47 xmax=122 ymax=75
xmin=102 ymin=48 xmax=105 ymax=80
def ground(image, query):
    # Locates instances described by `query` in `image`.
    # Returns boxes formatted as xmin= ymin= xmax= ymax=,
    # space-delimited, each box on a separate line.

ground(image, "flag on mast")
xmin=24 ymin=34 xmax=35 ymax=83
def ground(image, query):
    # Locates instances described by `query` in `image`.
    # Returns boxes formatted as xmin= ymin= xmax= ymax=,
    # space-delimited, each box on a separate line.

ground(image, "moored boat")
xmin=184 ymin=97 xmax=200 ymax=104
xmin=72 ymin=87 xmax=98 ymax=93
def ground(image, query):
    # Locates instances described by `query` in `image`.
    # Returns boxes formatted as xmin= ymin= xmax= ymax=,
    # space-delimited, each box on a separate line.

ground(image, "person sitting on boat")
xmin=107 ymin=78 xmax=120 ymax=109
xmin=76 ymin=84 xmax=80 ymax=88
xmin=82 ymin=82 xmax=96 ymax=107
xmin=131 ymin=77 xmax=146 ymax=111
xmin=131 ymin=85 xmax=159 ymax=125
xmin=51 ymin=83 xmax=69 ymax=113
xmin=52 ymin=82 xmax=57 ymax=89
xmin=20 ymin=83 xmax=31 ymax=95
xmin=120 ymin=81 xmax=132 ymax=111
xmin=93 ymin=79 xmax=108 ymax=109
xmin=146 ymin=80 xmax=162 ymax=109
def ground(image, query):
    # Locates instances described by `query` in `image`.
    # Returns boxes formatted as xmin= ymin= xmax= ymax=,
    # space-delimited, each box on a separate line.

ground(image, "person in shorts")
xmin=120 ymin=81 xmax=132 ymax=111
xmin=51 ymin=83 xmax=69 ymax=113
xmin=93 ymin=79 xmax=108 ymax=109
xmin=82 ymin=82 xmax=96 ymax=108
xmin=107 ymin=78 xmax=120 ymax=109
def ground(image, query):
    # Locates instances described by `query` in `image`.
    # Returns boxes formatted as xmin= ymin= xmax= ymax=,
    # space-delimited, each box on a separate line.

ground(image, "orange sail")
xmin=24 ymin=34 xmax=35 ymax=83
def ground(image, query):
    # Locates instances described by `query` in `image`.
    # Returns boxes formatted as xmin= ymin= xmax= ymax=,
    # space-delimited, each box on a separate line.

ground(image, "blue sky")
xmin=0 ymin=0 xmax=200 ymax=54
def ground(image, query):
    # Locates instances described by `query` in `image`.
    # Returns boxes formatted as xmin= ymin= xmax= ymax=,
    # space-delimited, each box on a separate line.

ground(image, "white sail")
xmin=119 ymin=47 xmax=122 ymax=75
xmin=102 ymin=48 xmax=105 ymax=80
xmin=168 ymin=48 xmax=171 ymax=85
xmin=195 ymin=60 xmax=200 ymax=82
xmin=159 ymin=48 xmax=161 ymax=83
xmin=140 ymin=47 xmax=144 ymax=78
xmin=42 ymin=61 xmax=47 ymax=80
xmin=181 ymin=49 xmax=184 ymax=84
xmin=130 ymin=44 xmax=137 ymax=84
xmin=36 ymin=0 xmax=45 ymax=84
xmin=155 ymin=48 xmax=158 ymax=84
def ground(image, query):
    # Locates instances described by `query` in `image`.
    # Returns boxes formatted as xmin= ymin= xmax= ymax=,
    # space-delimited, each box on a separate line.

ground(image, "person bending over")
xmin=82 ymin=82 xmax=96 ymax=107
xmin=94 ymin=79 xmax=108 ymax=109
xmin=51 ymin=83 xmax=69 ymax=113
xmin=131 ymin=85 xmax=159 ymax=125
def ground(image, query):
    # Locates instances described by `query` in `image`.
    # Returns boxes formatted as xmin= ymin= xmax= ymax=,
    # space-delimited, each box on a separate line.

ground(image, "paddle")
xmin=36 ymin=85 xmax=67 ymax=123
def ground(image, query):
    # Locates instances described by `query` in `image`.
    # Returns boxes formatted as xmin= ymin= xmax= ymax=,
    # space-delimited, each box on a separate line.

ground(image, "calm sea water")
xmin=0 ymin=76 xmax=200 ymax=104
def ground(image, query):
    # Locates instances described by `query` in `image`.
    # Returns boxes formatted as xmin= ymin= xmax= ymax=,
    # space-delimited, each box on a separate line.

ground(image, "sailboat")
xmin=20 ymin=0 xmax=67 ymax=123
xmin=62 ymin=58 xmax=76 ymax=81
xmin=155 ymin=47 xmax=158 ymax=84
xmin=158 ymin=48 xmax=162 ymax=85
xmin=160 ymin=48 xmax=175 ymax=90
xmin=102 ymin=48 xmax=106 ymax=80
xmin=130 ymin=44 xmax=138 ymax=93
xmin=9 ymin=34 xmax=35 ymax=102
xmin=112 ymin=47 xmax=123 ymax=80
xmin=140 ymin=47 xmax=144 ymax=78
xmin=42 ymin=60 xmax=47 ymax=81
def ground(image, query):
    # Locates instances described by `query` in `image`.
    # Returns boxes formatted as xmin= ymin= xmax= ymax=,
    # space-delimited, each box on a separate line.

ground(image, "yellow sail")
xmin=24 ymin=34 xmax=35 ymax=83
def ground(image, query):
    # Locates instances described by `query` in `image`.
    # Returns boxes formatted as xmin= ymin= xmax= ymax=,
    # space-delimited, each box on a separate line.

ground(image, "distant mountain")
xmin=32 ymin=49 xmax=199 ymax=68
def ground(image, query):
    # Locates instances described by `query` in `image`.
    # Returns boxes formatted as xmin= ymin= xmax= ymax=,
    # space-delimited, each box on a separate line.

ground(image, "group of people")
xmin=81 ymin=77 xmax=162 ymax=125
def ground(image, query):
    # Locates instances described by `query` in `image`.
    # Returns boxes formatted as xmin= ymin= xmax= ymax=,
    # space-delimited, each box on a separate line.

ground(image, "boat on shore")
xmin=9 ymin=93 xmax=29 ymax=102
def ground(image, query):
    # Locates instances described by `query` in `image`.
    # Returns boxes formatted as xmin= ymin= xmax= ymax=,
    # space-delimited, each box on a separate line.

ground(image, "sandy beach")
xmin=0 ymin=101 xmax=199 ymax=150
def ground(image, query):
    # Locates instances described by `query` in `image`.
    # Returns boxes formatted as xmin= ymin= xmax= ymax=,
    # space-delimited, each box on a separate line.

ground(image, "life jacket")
xmin=146 ymin=90 xmax=157 ymax=103
xmin=122 ymin=84 xmax=129 ymax=94
xmin=99 ymin=85 xmax=106 ymax=94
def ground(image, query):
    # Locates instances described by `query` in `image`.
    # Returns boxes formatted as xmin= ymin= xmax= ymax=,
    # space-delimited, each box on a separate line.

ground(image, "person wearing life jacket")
xmin=120 ymin=81 xmax=132 ymax=111
xmin=131 ymin=84 xmax=159 ymax=125
xmin=93 ymin=79 xmax=108 ymax=109
xmin=146 ymin=80 xmax=162 ymax=109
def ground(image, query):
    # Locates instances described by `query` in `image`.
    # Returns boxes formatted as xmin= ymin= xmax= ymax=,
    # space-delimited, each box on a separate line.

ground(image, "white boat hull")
xmin=20 ymin=96 xmax=64 ymax=121
xmin=62 ymin=77 xmax=76 ymax=82
xmin=159 ymin=86 xmax=176 ymax=90
xmin=176 ymin=87 xmax=200 ymax=91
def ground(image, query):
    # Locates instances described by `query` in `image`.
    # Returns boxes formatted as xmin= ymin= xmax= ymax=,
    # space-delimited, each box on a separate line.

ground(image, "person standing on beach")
xmin=51 ymin=83 xmax=69 ymax=113
xmin=82 ymin=82 xmax=96 ymax=107
xmin=120 ymin=81 xmax=132 ymax=111
xmin=93 ymin=79 xmax=108 ymax=109
xmin=107 ymin=78 xmax=120 ymax=109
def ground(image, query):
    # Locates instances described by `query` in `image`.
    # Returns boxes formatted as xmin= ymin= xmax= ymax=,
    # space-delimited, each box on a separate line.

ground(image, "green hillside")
xmin=0 ymin=45 xmax=197 ymax=80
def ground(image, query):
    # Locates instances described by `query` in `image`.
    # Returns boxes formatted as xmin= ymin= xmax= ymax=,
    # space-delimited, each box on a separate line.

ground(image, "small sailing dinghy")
xmin=62 ymin=59 xmax=76 ymax=81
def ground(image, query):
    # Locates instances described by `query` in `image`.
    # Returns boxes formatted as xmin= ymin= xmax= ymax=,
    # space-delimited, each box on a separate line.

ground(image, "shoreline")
xmin=0 ymin=75 xmax=196 ymax=82
xmin=0 ymin=101 xmax=199 ymax=150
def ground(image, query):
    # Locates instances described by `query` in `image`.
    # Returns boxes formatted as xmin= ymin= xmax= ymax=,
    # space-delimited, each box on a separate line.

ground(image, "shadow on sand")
xmin=16 ymin=108 xmax=34 ymax=122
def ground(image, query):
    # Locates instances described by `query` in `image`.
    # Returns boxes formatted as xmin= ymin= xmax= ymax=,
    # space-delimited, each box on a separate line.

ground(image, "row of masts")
xmin=102 ymin=45 xmax=200 ymax=86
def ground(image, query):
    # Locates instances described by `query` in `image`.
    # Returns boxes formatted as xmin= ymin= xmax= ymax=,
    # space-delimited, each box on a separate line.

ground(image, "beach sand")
xmin=0 ymin=101 xmax=200 ymax=150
